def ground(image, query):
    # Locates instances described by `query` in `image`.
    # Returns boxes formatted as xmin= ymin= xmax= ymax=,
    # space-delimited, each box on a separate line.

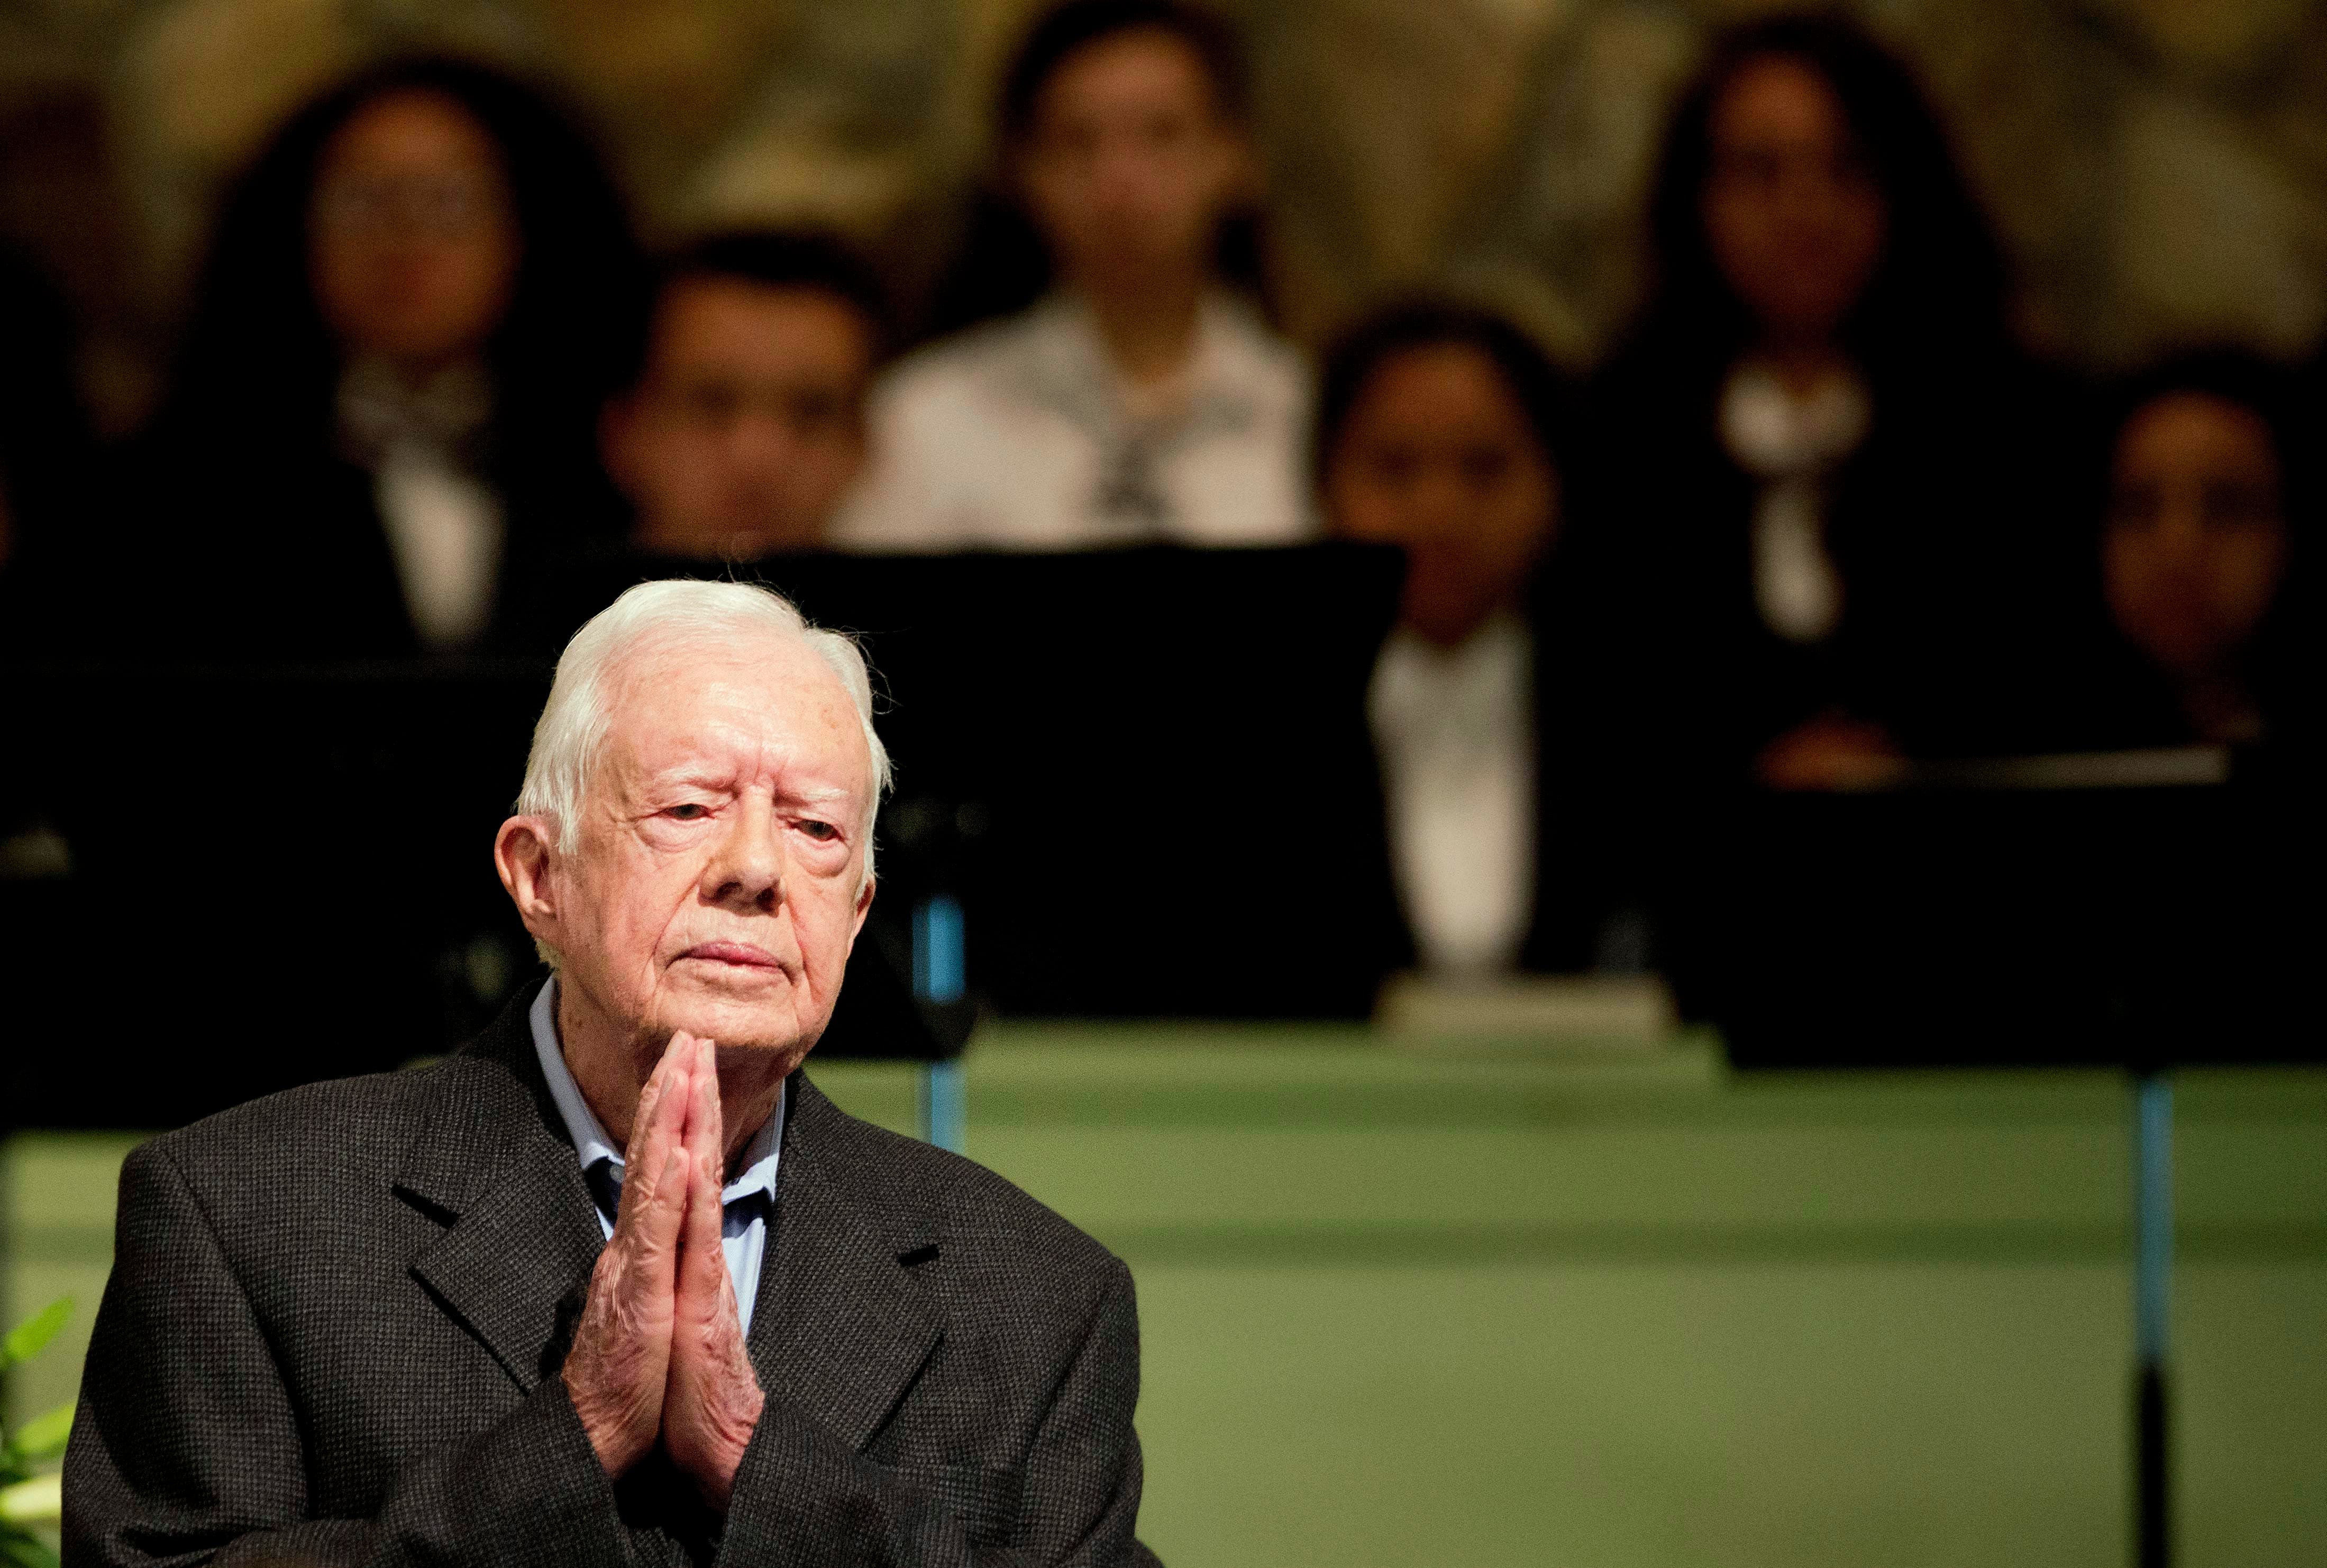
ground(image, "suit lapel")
xmin=749 ymin=1078 xmax=944 ymax=1450
xmin=396 ymin=987 xmax=606 ymax=1394
xmin=391 ymin=1003 xmax=944 ymax=1435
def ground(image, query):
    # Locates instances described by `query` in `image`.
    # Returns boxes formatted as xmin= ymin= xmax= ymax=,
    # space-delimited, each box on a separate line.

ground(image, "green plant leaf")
xmin=0 ymin=1300 xmax=70 ymax=1371
xmin=0 ymin=1402 xmax=73 ymax=1468
xmin=0 ymin=1471 xmax=62 ymax=1527
xmin=0 ymin=1529 xmax=62 ymax=1568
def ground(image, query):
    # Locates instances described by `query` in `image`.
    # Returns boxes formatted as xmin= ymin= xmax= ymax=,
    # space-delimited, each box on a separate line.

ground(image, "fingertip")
xmin=691 ymin=1150 xmax=724 ymax=1240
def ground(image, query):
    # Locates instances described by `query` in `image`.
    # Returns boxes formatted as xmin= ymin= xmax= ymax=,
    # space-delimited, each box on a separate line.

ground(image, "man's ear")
xmin=496 ymin=816 xmax=563 ymax=949
xmin=851 ymin=873 xmax=875 ymax=943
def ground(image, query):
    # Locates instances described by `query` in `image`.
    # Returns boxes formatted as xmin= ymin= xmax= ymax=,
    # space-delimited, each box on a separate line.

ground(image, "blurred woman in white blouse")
xmin=1319 ymin=299 xmax=1608 ymax=976
xmin=835 ymin=0 xmax=1312 ymax=551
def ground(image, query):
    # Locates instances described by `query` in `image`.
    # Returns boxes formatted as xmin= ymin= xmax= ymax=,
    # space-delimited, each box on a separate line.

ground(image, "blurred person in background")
xmin=1319 ymin=299 xmax=1620 ymax=976
xmin=2080 ymin=352 xmax=2311 ymax=751
xmin=835 ymin=0 xmax=1311 ymax=550
xmin=1571 ymin=14 xmax=2076 ymax=793
xmin=123 ymin=56 xmax=642 ymax=659
xmin=0 ymin=243 xmax=94 ymax=657
xmin=601 ymin=231 xmax=890 ymax=562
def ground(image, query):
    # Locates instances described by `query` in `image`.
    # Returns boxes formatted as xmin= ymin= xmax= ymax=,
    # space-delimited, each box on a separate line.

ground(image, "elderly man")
xmin=64 ymin=581 xmax=1156 ymax=1565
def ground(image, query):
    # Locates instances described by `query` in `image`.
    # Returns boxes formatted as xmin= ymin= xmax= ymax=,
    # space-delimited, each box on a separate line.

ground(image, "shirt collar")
xmin=1015 ymin=290 xmax=1270 ymax=432
xmin=528 ymin=978 xmax=784 ymax=1208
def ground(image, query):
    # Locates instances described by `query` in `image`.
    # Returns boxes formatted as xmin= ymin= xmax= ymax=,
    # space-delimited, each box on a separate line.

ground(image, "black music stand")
xmin=0 ymin=659 xmax=965 ymax=1128
xmin=534 ymin=543 xmax=1411 ymax=1022
xmin=1665 ymin=746 xmax=2323 ymax=1568
xmin=2 ymin=543 xmax=1407 ymax=1129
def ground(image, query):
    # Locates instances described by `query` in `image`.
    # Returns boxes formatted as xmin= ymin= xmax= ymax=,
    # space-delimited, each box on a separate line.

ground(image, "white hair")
xmin=517 ymin=578 xmax=892 ymax=876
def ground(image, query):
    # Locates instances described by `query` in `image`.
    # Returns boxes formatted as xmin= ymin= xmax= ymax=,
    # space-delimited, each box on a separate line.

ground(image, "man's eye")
xmin=667 ymin=804 xmax=707 ymax=820
xmin=798 ymin=819 xmax=838 ymax=842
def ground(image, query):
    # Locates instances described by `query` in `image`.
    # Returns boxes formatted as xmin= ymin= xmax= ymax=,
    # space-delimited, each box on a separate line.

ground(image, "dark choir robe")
xmin=137 ymin=448 xmax=434 ymax=660
xmin=110 ymin=390 xmax=623 ymax=664
xmin=1562 ymin=343 xmax=2091 ymax=788
xmin=1535 ymin=341 xmax=2093 ymax=984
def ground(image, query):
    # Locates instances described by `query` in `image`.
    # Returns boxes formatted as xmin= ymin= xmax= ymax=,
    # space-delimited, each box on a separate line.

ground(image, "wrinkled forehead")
xmin=595 ymin=628 xmax=871 ymax=792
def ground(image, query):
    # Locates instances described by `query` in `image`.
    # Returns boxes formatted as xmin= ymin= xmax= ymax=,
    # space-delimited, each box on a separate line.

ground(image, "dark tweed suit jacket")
xmin=62 ymin=984 xmax=1157 ymax=1566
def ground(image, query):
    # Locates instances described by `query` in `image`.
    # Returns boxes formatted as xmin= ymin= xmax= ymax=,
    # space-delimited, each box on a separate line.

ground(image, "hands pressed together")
xmin=562 ymin=1034 xmax=765 ymax=1511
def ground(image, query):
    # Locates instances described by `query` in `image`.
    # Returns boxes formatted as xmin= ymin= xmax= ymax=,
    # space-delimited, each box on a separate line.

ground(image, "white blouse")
xmin=1718 ymin=364 xmax=1869 ymax=645
xmin=339 ymin=359 xmax=503 ymax=651
xmin=833 ymin=293 xmax=1316 ymax=551
xmin=1368 ymin=614 xmax=1537 ymax=975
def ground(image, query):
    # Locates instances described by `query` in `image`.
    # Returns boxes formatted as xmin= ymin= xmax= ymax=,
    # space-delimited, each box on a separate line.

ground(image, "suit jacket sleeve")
xmin=712 ymin=1256 xmax=1159 ymax=1567
xmin=63 ymin=1141 xmax=632 ymax=1568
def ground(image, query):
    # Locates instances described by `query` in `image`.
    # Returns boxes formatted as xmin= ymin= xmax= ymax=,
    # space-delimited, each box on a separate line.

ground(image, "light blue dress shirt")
xmin=529 ymin=980 xmax=783 ymax=1334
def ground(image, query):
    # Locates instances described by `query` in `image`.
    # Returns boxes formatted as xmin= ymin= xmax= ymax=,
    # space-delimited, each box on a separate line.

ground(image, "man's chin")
xmin=651 ymin=982 xmax=826 ymax=1063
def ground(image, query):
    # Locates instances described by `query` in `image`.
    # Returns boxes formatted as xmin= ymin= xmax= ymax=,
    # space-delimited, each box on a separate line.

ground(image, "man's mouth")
xmin=679 ymin=941 xmax=784 ymax=971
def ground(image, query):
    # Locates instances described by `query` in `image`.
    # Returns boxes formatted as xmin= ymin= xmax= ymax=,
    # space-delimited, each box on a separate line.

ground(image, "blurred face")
xmin=2105 ymin=392 xmax=2288 ymax=680
xmin=514 ymin=634 xmax=875 ymax=1075
xmin=604 ymin=279 xmax=875 ymax=558
xmin=1325 ymin=343 xmax=1558 ymax=649
xmin=309 ymin=89 xmax=519 ymax=371
xmin=1701 ymin=54 xmax=1886 ymax=348
xmin=1016 ymin=28 xmax=1246 ymax=296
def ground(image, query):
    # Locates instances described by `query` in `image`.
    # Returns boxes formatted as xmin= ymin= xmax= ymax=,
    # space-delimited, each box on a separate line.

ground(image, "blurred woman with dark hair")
xmin=835 ymin=0 xmax=1311 ymax=550
xmin=1318 ymin=299 xmax=1626 ymax=973
xmin=2083 ymin=352 xmax=2313 ymax=751
xmin=1574 ymin=14 xmax=2073 ymax=790
xmin=129 ymin=56 xmax=642 ymax=658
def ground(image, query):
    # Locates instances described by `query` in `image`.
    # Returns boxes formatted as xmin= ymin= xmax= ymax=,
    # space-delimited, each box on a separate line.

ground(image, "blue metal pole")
xmin=2133 ymin=1074 xmax=2173 ymax=1368
xmin=914 ymin=896 xmax=967 ymax=1154
xmin=919 ymin=1059 xmax=966 ymax=1155
xmin=2132 ymin=1071 xmax=2173 ymax=1568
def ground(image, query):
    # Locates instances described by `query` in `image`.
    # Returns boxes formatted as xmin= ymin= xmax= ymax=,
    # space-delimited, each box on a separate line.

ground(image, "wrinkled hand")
xmin=662 ymin=1042 xmax=765 ymax=1511
xmin=562 ymin=1035 xmax=695 ymax=1478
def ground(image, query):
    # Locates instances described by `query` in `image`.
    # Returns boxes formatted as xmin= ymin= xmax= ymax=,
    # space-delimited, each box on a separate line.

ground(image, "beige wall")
xmin=4 ymin=0 xmax=2325 ymax=430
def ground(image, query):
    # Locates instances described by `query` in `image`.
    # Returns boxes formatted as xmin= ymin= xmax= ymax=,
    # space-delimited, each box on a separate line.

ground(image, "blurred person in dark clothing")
xmin=1318 ymin=299 xmax=1618 ymax=974
xmin=601 ymin=232 xmax=890 ymax=562
xmin=836 ymin=0 xmax=1310 ymax=550
xmin=125 ymin=56 xmax=642 ymax=659
xmin=0 ymin=243 xmax=94 ymax=658
xmin=2082 ymin=352 xmax=2312 ymax=751
xmin=1572 ymin=14 xmax=2076 ymax=792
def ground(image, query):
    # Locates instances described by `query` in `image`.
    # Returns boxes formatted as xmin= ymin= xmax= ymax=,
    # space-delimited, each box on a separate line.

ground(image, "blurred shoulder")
xmin=871 ymin=313 xmax=1047 ymax=418
xmin=1203 ymin=295 xmax=1307 ymax=408
xmin=130 ymin=1051 xmax=527 ymax=1209
xmin=1586 ymin=327 xmax=1718 ymax=417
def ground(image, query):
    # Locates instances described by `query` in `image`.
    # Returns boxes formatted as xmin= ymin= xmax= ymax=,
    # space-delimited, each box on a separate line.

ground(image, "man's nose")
xmin=2153 ymin=498 xmax=2211 ymax=563
xmin=702 ymin=804 xmax=784 ymax=911
xmin=726 ymin=406 xmax=786 ymax=453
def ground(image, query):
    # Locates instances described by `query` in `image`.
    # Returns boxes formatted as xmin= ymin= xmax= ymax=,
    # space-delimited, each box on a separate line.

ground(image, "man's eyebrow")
xmin=642 ymin=768 xmax=737 ymax=792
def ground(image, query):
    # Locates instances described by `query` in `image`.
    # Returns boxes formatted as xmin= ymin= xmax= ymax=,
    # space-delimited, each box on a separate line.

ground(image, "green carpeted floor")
xmin=7 ymin=1027 xmax=2324 ymax=1565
